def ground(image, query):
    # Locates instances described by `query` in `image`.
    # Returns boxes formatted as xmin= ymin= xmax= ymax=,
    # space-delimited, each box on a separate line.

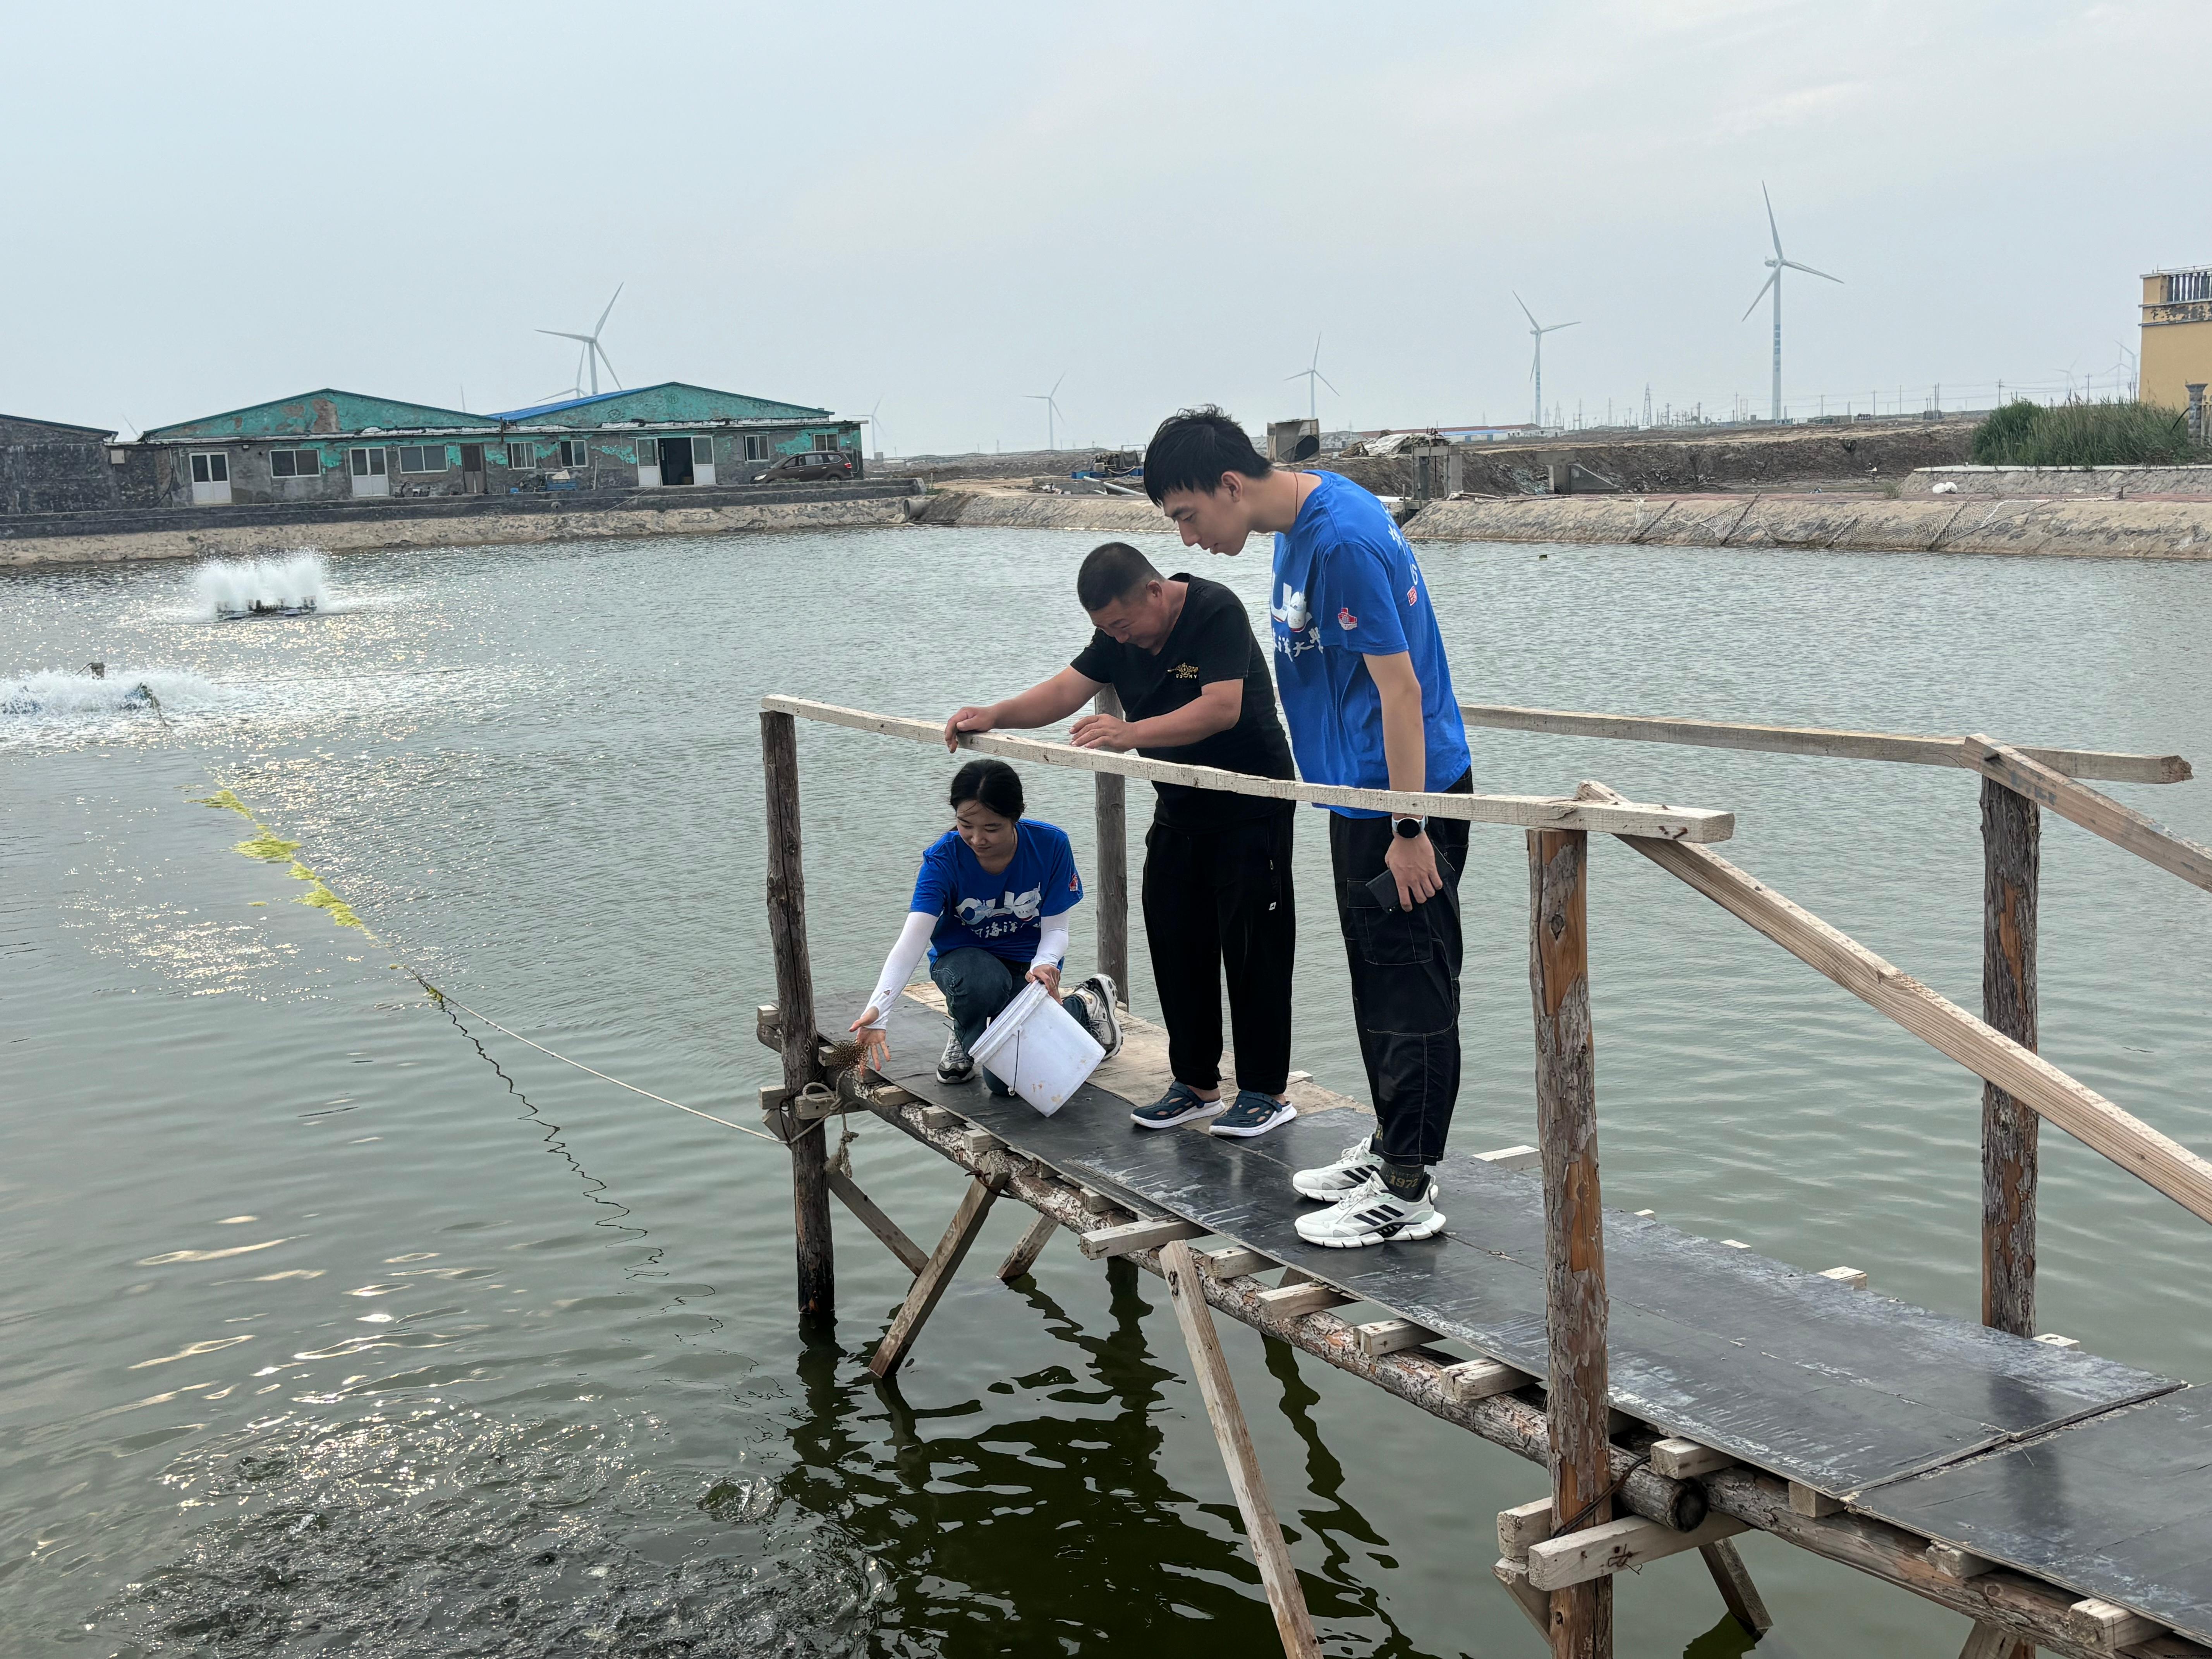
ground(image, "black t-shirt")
xmin=1070 ymin=574 xmax=1296 ymax=830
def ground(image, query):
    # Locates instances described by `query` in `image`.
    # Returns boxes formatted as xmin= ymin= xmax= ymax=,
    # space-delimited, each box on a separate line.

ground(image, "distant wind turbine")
xmin=1742 ymin=186 xmax=1840 ymax=422
xmin=1514 ymin=294 xmax=1578 ymax=429
xmin=1024 ymin=374 xmax=1066 ymax=451
xmin=538 ymin=285 xmax=625 ymax=399
xmin=1284 ymin=334 xmax=1339 ymax=423
xmin=868 ymin=396 xmax=890 ymax=458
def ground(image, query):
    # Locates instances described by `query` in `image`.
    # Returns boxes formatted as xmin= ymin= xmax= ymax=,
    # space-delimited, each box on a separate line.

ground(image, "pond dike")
xmin=0 ymin=481 xmax=918 ymax=567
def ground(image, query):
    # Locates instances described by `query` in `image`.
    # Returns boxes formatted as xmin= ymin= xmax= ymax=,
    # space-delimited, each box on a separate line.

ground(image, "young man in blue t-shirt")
xmin=1144 ymin=407 xmax=1473 ymax=1250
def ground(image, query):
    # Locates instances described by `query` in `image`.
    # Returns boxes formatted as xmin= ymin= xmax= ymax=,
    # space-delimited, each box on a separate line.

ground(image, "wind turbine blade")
xmin=1741 ymin=270 xmax=1778 ymax=321
xmin=1783 ymin=259 xmax=1843 ymax=284
xmin=594 ymin=343 xmax=621 ymax=388
xmin=1315 ymin=372 xmax=1340 ymax=396
xmin=538 ymin=330 xmax=593 ymax=343
xmin=1285 ymin=370 xmax=1308 ymax=382
xmin=594 ymin=283 xmax=623 ymax=335
xmin=1051 ymin=372 xmax=1066 ymax=397
xmin=1553 ymin=321 xmax=1582 ymax=332
xmin=1513 ymin=291 xmax=1540 ymax=330
xmin=1310 ymin=331 xmax=1323 ymax=370
xmin=1762 ymin=182 xmax=1783 ymax=259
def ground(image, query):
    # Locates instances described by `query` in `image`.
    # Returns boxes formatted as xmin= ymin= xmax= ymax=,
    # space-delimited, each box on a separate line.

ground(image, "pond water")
xmin=4 ymin=527 xmax=2209 ymax=1657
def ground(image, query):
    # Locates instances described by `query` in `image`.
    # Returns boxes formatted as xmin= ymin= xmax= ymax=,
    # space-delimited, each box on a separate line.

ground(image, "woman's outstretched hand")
xmin=847 ymin=1007 xmax=891 ymax=1073
xmin=1026 ymin=962 xmax=1061 ymax=1000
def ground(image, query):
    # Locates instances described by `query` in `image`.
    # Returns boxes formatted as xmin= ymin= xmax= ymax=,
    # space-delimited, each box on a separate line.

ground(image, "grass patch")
xmin=1970 ymin=398 xmax=2202 ymax=467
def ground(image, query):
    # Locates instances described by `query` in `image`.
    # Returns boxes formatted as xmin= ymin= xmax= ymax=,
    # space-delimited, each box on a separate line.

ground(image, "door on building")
xmin=689 ymin=435 xmax=715 ymax=486
xmin=348 ymin=447 xmax=390 ymax=498
xmin=635 ymin=439 xmax=660 ymax=488
xmin=658 ymin=436 xmax=695 ymax=487
xmin=459 ymin=443 xmax=486 ymax=494
xmin=188 ymin=451 xmax=232 ymax=505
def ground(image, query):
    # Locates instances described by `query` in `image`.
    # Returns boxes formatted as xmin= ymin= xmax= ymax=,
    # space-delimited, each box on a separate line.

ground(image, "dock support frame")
xmin=1981 ymin=775 xmax=2040 ymax=1338
xmin=762 ymin=708 xmax=834 ymax=1319
xmin=1093 ymin=686 xmax=1130 ymax=1000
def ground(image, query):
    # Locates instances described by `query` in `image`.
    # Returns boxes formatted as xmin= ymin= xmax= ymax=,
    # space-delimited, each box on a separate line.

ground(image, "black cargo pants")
xmin=1327 ymin=771 xmax=1472 ymax=1164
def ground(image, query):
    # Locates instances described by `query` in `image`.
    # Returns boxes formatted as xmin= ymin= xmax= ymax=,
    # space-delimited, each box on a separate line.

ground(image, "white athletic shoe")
xmin=1066 ymin=974 xmax=1124 ymax=1060
xmin=1291 ymin=1137 xmax=1386 ymax=1201
xmin=937 ymin=1032 xmax=976 ymax=1084
xmin=1293 ymin=1172 xmax=1446 ymax=1249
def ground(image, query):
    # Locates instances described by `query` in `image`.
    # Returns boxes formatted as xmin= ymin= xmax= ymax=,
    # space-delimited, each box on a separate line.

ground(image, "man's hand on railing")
xmin=1070 ymin=711 xmax=1135 ymax=752
xmin=943 ymin=704 xmax=1000 ymax=750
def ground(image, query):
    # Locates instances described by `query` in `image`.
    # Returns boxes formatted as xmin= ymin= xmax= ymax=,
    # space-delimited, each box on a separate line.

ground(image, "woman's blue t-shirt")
xmin=910 ymin=819 xmax=1083 ymax=965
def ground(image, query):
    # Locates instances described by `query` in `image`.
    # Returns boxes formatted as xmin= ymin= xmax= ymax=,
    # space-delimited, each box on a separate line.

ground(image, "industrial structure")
xmin=1 ymin=412 xmax=120 ymax=515
xmin=2140 ymin=266 xmax=2212 ymax=419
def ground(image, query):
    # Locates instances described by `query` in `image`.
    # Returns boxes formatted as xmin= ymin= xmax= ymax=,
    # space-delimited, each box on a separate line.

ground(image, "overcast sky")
xmin=4 ymin=2 xmax=2207 ymax=453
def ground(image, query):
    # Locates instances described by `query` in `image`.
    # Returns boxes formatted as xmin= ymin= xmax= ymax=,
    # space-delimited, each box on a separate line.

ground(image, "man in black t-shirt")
xmin=942 ymin=541 xmax=1300 ymax=1137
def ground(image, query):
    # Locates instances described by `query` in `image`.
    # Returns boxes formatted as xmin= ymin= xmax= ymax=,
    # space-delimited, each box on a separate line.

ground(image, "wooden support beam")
xmin=1528 ymin=1511 xmax=1750 ymax=1591
xmin=1079 ymin=1214 xmax=1207 ymax=1260
xmin=868 ymin=1175 xmax=1005 ymax=1378
xmin=1353 ymin=1319 xmax=1442 ymax=1357
xmin=995 ymin=1209 xmax=1060 ymax=1283
xmin=761 ymin=708 xmax=834 ymax=1320
xmin=826 ymin=1170 xmax=929 ymax=1276
xmin=1649 ymin=1438 xmax=1739 ymax=1480
xmin=1493 ymin=1556 xmax=1555 ymax=1637
xmin=755 ymin=1003 xmax=781 ymax=1051
xmin=1965 ymin=735 xmax=2212 ymax=896
xmin=1820 ymin=1266 xmax=1871 ymax=1290
xmin=1576 ymin=780 xmax=2212 ymax=1227
xmin=1700 ymin=1538 xmax=1773 ymax=1637
xmin=1201 ymin=1247 xmax=1273 ymax=1280
xmin=1929 ymin=1543 xmax=1997 ymax=1580
xmin=764 ymin=694 xmax=1735 ymax=842
xmin=918 ymin=1106 xmax=960 ymax=1131
xmin=1982 ymin=771 xmax=2041 ymax=1338
xmin=958 ymin=1128 xmax=1004 ymax=1160
xmin=2068 ymin=1598 xmax=2164 ymax=1653
xmin=1499 ymin=1497 xmax=1556 ymax=1560
xmin=1093 ymin=686 xmax=1130 ymax=1000
xmin=1457 ymin=701 xmax=2191 ymax=785
xmin=1789 ymin=1483 xmax=1846 ymax=1518
xmin=1079 ymin=1187 xmax=1117 ymax=1215
xmin=1444 ymin=1358 xmax=1534 ymax=1403
xmin=1255 ymin=1279 xmax=1350 ymax=1319
xmin=1528 ymin=825 xmax=1612 ymax=1659
xmin=1475 ymin=1144 xmax=1544 ymax=1171
xmin=1960 ymin=1621 xmax=2033 ymax=1659
xmin=1158 ymin=1240 xmax=1323 ymax=1659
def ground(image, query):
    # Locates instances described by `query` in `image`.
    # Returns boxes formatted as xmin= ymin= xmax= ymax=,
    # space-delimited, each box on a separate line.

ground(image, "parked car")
xmin=754 ymin=450 xmax=855 ymax=484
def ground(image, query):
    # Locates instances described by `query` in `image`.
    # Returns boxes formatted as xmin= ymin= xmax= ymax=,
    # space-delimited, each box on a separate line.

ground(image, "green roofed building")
xmin=137 ymin=381 xmax=861 ymax=507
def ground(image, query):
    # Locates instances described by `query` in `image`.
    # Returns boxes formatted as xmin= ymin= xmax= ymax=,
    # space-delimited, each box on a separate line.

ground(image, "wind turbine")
xmin=1284 ymin=333 xmax=1339 ymax=423
xmin=1514 ymin=294 xmax=1578 ymax=429
xmin=867 ymin=396 xmax=890 ymax=459
xmin=1024 ymin=373 xmax=1066 ymax=451
xmin=538 ymin=285 xmax=625 ymax=399
xmin=1742 ymin=186 xmax=1840 ymax=422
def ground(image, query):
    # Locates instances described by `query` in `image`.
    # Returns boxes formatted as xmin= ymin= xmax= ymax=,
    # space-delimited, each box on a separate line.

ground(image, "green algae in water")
xmin=191 ymin=787 xmax=253 ymax=817
xmin=233 ymin=830 xmax=301 ymax=862
xmin=295 ymin=879 xmax=366 ymax=931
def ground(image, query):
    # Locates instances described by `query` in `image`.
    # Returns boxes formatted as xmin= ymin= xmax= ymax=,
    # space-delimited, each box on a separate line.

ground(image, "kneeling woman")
xmin=851 ymin=758 xmax=1122 ymax=1092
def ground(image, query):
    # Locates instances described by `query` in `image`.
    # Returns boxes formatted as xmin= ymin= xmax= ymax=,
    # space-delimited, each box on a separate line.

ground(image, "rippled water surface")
xmin=5 ymin=528 xmax=2210 ymax=1657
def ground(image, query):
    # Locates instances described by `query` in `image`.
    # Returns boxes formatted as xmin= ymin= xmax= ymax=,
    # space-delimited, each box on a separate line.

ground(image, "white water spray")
xmin=191 ymin=551 xmax=342 ymax=620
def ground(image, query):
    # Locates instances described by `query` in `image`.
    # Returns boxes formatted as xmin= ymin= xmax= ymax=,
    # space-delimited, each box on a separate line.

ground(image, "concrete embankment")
xmin=909 ymin=490 xmax=1169 ymax=533
xmin=1399 ymin=493 xmax=2212 ymax=558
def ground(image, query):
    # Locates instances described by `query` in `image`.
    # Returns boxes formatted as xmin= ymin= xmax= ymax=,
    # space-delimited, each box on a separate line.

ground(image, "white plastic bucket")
xmin=968 ymin=981 xmax=1105 ymax=1116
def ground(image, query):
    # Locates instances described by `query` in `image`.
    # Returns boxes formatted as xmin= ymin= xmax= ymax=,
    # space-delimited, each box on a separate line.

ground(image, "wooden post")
xmin=1159 ymin=1238 xmax=1324 ymax=1659
xmin=1699 ymin=1539 xmax=1773 ymax=1637
xmin=1528 ymin=828 xmax=1612 ymax=1659
xmin=996 ymin=1209 xmax=1060 ymax=1283
xmin=869 ymin=1175 xmax=1005 ymax=1377
xmin=1094 ymin=686 xmax=1129 ymax=1001
xmin=762 ymin=709 xmax=834 ymax=1320
xmin=1981 ymin=776 xmax=2039 ymax=1338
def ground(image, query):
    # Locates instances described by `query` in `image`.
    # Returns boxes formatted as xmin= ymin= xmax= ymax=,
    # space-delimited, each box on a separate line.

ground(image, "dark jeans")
xmin=1328 ymin=771 xmax=1472 ymax=1164
xmin=931 ymin=946 xmax=1021 ymax=1097
xmin=1142 ymin=805 xmax=1296 ymax=1096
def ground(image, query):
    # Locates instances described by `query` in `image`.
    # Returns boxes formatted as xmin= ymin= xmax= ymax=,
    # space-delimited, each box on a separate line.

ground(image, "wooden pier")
xmin=756 ymin=692 xmax=2211 ymax=1659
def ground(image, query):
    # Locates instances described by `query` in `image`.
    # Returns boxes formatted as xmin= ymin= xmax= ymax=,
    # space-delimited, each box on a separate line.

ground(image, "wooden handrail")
xmin=1962 ymin=737 xmax=2212 ymax=895
xmin=763 ymin=696 xmax=1735 ymax=843
xmin=1577 ymin=780 xmax=2212 ymax=1226
xmin=1461 ymin=703 xmax=2191 ymax=785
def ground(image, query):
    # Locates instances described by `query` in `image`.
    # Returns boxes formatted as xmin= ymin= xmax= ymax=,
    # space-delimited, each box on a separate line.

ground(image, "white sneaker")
xmin=1291 ymin=1137 xmax=1385 ymax=1200
xmin=1067 ymin=974 xmax=1124 ymax=1060
xmin=1293 ymin=1172 xmax=1446 ymax=1249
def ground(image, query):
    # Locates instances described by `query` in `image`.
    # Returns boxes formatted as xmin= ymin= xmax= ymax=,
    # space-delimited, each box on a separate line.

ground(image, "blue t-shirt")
xmin=911 ymin=819 xmax=1083 ymax=965
xmin=1269 ymin=470 xmax=1471 ymax=816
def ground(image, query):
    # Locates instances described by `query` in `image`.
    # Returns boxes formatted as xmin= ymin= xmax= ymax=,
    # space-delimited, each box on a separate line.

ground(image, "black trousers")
xmin=1142 ymin=805 xmax=1296 ymax=1096
xmin=1328 ymin=771 xmax=1472 ymax=1164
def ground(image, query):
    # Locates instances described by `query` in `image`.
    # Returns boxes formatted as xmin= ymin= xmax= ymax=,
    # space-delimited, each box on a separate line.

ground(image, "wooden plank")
xmin=1499 ymin=1496 xmax=1556 ymax=1560
xmin=1459 ymin=701 xmax=2191 ymax=785
xmin=755 ymin=1003 xmax=780 ymax=1051
xmin=995 ymin=1209 xmax=1060 ymax=1283
xmin=763 ymin=694 xmax=1735 ymax=843
xmin=2035 ymin=1333 xmax=2082 ymax=1352
xmin=1528 ymin=826 xmax=1613 ymax=1658
xmin=867 ymin=1175 xmax=1004 ymax=1378
xmin=1929 ymin=1543 xmax=1997 ymax=1580
xmin=2070 ymin=1598 xmax=2164 ymax=1652
xmin=1255 ymin=1280 xmax=1350 ymax=1319
xmin=1445 ymin=1358 xmax=1534 ymax=1403
xmin=1790 ymin=1482 xmax=1846 ymax=1518
xmin=1474 ymin=1144 xmax=1544 ymax=1171
xmin=1577 ymin=780 xmax=2212 ymax=1226
xmin=1078 ymin=1214 xmax=1207 ymax=1260
xmin=1964 ymin=737 xmax=2212 ymax=895
xmin=826 ymin=1170 xmax=929 ymax=1276
xmin=1700 ymin=1538 xmax=1773 ymax=1637
xmin=1158 ymin=1240 xmax=1323 ymax=1659
xmin=1353 ymin=1319 xmax=1442 ymax=1357
xmin=1649 ymin=1438 xmax=1739 ymax=1480
xmin=1958 ymin=1621 xmax=2031 ymax=1659
xmin=761 ymin=708 xmax=834 ymax=1319
xmin=919 ymin=1106 xmax=960 ymax=1131
xmin=1529 ymin=1511 xmax=1750 ymax=1591
xmin=1093 ymin=686 xmax=1130 ymax=999
xmin=958 ymin=1128 xmax=1004 ymax=1159
xmin=1200 ymin=1246 xmax=1273 ymax=1280
xmin=1493 ymin=1556 xmax=1556 ymax=1637
xmin=1821 ymin=1266 xmax=1872 ymax=1291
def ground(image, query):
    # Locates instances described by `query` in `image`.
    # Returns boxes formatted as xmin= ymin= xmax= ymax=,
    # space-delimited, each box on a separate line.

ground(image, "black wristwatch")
xmin=1392 ymin=814 xmax=1425 ymax=840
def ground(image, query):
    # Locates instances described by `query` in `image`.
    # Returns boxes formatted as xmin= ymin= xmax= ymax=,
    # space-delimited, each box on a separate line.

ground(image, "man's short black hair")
xmin=1142 ymin=406 xmax=1271 ymax=505
xmin=1076 ymin=541 xmax=1162 ymax=612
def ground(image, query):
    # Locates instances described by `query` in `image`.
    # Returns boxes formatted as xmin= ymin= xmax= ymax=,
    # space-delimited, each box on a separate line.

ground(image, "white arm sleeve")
xmin=1032 ymin=914 xmax=1071 ymax=971
xmin=863 ymin=911 xmax=938 ymax=1029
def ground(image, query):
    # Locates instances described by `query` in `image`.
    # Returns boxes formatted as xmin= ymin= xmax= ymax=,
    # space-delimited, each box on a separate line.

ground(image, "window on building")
xmin=558 ymin=438 xmax=589 ymax=469
xmin=811 ymin=431 xmax=842 ymax=451
xmin=398 ymin=444 xmax=448 ymax=474
xmin=349 ymin=447 xmax=387 ymax=477
xmin=690 ymin=436 xmax=713 ymax=466
xmin=505 ymin=443 xmax=533 ymax=469
xmin=189 ymin=452 xmax=230 ymax=484
xmin=270 ymin=448 xmax=322 ymax=478
xmin=744 ymin=434 xmax=769 ymax=462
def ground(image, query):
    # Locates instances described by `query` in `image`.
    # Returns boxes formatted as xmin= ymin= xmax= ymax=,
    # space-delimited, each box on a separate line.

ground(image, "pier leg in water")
xmin=762 ymin=708 xmax=834 ymax=1321
xmin=1981 ymin=776 xmax=2039 ymax=1338
xmin=1528 ymin=828 xmax=1612 ymax=1659
xmin=1158 ymin=1239 xmax=1322 ymax=1659
xmin=867 ymin=1174 xmax=1005 ymax=1378
xmin=1093 ymin=686 xmax=1130 ymax=1000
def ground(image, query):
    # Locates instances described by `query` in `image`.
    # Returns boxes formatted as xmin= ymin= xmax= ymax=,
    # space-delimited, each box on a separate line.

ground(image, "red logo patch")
xmin=1406 ymin=584 xmax=1418 ymax=606
xmin=1069 ymin=872 xmax=1080 ymax=890
xmin=1337 ymin=606 xmax=1358 ymax=629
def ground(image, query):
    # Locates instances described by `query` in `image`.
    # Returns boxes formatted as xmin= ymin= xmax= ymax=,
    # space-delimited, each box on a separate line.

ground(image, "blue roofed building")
xmin=489 ymin=382 xmax=862 ymax=489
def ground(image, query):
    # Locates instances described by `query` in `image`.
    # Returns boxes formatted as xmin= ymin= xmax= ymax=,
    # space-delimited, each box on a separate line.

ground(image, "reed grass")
xmin=1971 ymin=398 xmax=2202 ymax=467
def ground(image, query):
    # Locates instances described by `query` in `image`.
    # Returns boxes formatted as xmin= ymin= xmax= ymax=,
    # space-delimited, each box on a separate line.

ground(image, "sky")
xmin=3 ymin=0 xmax=2209 ymax=453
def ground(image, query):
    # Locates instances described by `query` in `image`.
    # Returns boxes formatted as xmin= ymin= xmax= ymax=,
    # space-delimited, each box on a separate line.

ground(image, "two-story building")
xmin=2140 ymin=266 xmax=2212 ymax=414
